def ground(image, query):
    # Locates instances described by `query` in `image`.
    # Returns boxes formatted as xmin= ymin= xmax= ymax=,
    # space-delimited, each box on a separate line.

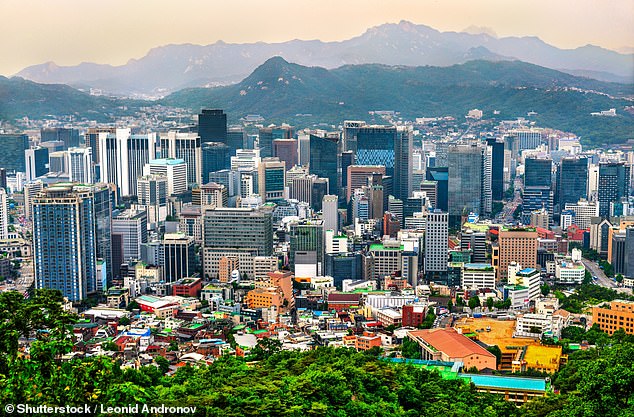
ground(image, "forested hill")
xmin=164 ymin=57 xmax=634 ymax=147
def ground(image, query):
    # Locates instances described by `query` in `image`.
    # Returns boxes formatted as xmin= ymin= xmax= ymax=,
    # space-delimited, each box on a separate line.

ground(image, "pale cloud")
xmin=1 ymin=0 xmax=632 ymax=76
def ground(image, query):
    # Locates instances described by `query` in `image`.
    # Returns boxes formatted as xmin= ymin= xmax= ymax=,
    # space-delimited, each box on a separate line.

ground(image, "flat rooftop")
xmin=459 ymin=374 xmax=547 ymax=392
xmin=454 ymin=317 xmax=539 ymax=353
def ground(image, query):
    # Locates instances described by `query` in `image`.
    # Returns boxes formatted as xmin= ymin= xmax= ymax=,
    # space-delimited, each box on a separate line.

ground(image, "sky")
xmin=1 ymin=0 xmax=633 ymax=76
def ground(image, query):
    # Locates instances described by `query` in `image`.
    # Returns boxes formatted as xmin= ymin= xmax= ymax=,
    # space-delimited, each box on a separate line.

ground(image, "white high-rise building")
xmin=160 ymin=131 xmax=202 ymax=187
xmin=144 ymin=158 xmax=188 ymax=196
xmin=424 ymin=210 xmax=448 ymax=277
xmin=68 ymin=147 xmax=94 ymax=184
xmin=231 ymin=149 xmax=261 ymax=170
xmin=564 ymin=199 xmax=600 ymax=229
xmin=0 ymin=188 xmax=8 ymax=239
xmin=325 ymin=229 xmax=348 ymax=254
xmin=322 ymin=194 xmax=338 ymax=234
xmin=136 ymin=175 xmax=168 ymax=230
xmin=99 ymin=128 xmax=158 ymax=196
xmin=23 ymin=180 xmax=44 ymax=220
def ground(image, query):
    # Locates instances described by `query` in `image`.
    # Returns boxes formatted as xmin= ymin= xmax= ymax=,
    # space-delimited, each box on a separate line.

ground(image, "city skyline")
xmin=1 ymin=0 xmax=633 ymax=76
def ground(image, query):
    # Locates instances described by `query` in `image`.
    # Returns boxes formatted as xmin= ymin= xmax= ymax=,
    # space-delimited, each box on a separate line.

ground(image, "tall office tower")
xmin=161 ymin=131 xmax=202 ymax=187
xmin=32 ymin=185 xmax=97 ymax=301
xmin=346 ymin=165 xmax=386 ymax=202
xmin=297 ymin=134 xmax=311 ymax=166
xmin=99 ymin=128 xmax=158 ymax=196
xmin=202 ymin=142 xmax=231 ymax=178
xmin=340 ymin=150 xmax=355 ymax=196
xmin=41 ymin=127 xmax=80 ymax=149
xmin=598 ymin=162 xmax=631 ymax=217
xmin=239 ymin=170 xmax=257 ymax=198
xmin=75 ymin=183 xmax=114 ymax=283
xmin=481 ymin=144 xmax=493 ymax=216
xmin=198 ymin=109 xmax=227 ymax=144
xmin=137 ymin=175 xmax=168 ymax=229
xmin=0 ymin=188 xmax=8 ymax=239
xmin=434 ymin=140 xmax=450 ymax=168
xmin=557 ymin=157 xmax=588 ymax=208
xmin=0 ymin=133 xmax=29 ymax=172
xmin=420 ymin=180 xmax=438 ymax=209
xmin=625 ymin=228 xmax=634 ymax=279
xmin=311 ymin=177 xmax=329 ymax=212
xmin=356 ymin=126 xmax=396 ymax=177
xmin=424 ymin=210 xmax=449 ymax=281
xmin=197 ymin=182 xmax=227 ymax=208
xmin=23 ymin=180 xmax=44 ymax=220
xmin=425 ymin=166 xmax=448 ymax=211
xmin=258 ymin=158 xmax=285 ymax=203
xmin=202 ymin=207 xmax=273 ymax=278
xmin=363 ymin=176 xmax=384 ymax=220
xmin=447 ymin=143 xmax=485 ymax=225
xmin=48 ymin=151 xmax=68 ymax=174
xmin=226 ymin=127 xmax=246 ymax=152
xmin=496 ymin=227 xmax=538 ymax=281
xmin=112 ymin=209 xmax=148 ymax=262
xmin=40 ymin=140 xmax=65 ymax=153
xmin=231 ymin=148 xmax=261 ymax=170
xmin=486 ymin=138 xmax=505 ymax=200
xmin=258 ymin=125 xmax=293 ymax=158
xmin=162 ymin=232 xmax=196 ymax=282
xmin=273 ymin=138 xmax=298 ymax=169
xmin=0 ymin=168 xmax=6 ymax=190
xmin=209 ymin=169 xmax=238 ymax=196
xmin=144 ymin=158 xmax=188 ymax=196
xmin=68 ymin=147 xmax=94 ymax=183
xmin=286 ymin=165 xmax=309 ymax=187
xmin=343 ymin=120 xmax=365 ymax=153
xmin=511 ymin=128 xmax=543 ymax=150
xmin=322 ymin=195 xmax=339 ymax=233
xmin=387 ymin=195 xmax=403 ymax=225
xmin=289 ymin=219 xmax=324 ymax=276
xmin=25 ymin=147 xmax=49 ymax=181
xmin=394 ymin=126 xmax=414 ymax=200
xmin=290 ymin=174 xmax=315 ymax=204
xmin=309 ymin=132 xmax=340 ymax=198
xmin=523 ymin=157 xmax=554 ymax=225
xmin=85 ymin=127 xmax=116 ymax=164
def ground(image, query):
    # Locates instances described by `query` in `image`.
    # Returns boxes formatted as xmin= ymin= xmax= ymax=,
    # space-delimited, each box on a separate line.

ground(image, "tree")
xmin=418 ymin=312 xmax=436 ymax=329
xmin=168 ymin=341 xmax=179 ymax=352
xmin=102 ymin=341 xmax=119 ymax=351
xmin=486 ymin=297 xmax=494 ymax=311
xmin=541 ymin=283 xmax=551 ymax=296
xmin=616 ymin=274 xmax=624 ymax=283
xmin=401 ymin=337 xmax=421 ymax=359
xmin=154 ymin=356 xmax=170 ymax=374
xmin=487 ymin=345 xmax=502 ymax=366
xmin=447 ymin=300 xmax=453 ymax=312
xmin=468 ymin=296 xmax=481 ymax=310
xmin=456 ymin=295 xmax=464 ymax=307
xmin=126 ymin=300 xmax=140 ymax=311
xmin=118 ymin=316 xmax=130 ymax=326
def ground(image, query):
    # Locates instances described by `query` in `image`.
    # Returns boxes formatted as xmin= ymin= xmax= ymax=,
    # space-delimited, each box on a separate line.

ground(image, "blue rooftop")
xmin=518 ymin=268 xmax=538 ymax=275
xmin=459 ymin=374 xmax=547 ymax=392
xmin=149 ymin=158 xmax=185 ymax=165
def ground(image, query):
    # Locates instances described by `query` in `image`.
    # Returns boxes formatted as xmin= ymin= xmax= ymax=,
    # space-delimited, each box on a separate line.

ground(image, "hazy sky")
xmin=1 ymin=0 xmax=633 ymax=76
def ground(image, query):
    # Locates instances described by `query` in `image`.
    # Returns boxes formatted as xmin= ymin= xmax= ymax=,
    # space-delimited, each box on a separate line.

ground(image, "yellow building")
xmin=512 ymin=345 xmax=567 ymax=373
xmin=592 ymin=300 xmax=634 ymax=335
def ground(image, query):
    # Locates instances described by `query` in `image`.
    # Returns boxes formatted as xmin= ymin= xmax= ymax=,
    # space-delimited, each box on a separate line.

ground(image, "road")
xmin=582 ymin=258 xmax=631 ymax=294
xmin=495 ymin=176 xmax=523 ymax=224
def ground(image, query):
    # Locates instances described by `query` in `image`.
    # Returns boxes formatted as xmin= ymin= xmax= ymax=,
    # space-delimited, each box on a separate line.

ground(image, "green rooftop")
xmin=369 ymin=243 xmax=404 ymax=251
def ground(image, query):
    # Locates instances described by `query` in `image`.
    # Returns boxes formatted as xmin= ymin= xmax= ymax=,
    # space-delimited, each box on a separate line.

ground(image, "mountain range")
xmin=15 ymin=21 xmax=634 ymax=96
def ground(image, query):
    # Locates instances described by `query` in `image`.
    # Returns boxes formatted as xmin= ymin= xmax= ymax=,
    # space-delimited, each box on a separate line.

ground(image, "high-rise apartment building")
xmin=99 ymin=128 xmax=158 ymax=196
xmin=32 ymin=185 xmax=97 ymax=301
xmin=112 ymin=209 xmax=147 ymax=262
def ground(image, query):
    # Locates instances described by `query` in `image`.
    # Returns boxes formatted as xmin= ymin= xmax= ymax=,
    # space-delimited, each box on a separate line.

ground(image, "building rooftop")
xmin=459 ymin=374 xmax=547 ymax=392
xmin=523 ymin=345 xmax=563 ymax=368
xmin=149 ymin=158 xmax=186 ymax=165
xmin=464 ymin=263 xmax=495 ymax=271
xmin=409 ymin=328 xmax=495 ymax=359
xmin=369 ymin=243 xmax=404 ymax=251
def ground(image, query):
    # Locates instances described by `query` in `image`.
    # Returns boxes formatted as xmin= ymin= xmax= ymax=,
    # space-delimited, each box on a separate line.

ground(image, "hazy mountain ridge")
xmin=15 ymin=21 xmax=634 ymax=95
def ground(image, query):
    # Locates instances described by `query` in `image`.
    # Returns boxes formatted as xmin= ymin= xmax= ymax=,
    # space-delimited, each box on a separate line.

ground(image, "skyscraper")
xmin=202 ymin=142 xmax=231 ymax=177
xmin=23 ymin=180 xmax=44 ymax=220
xmin=258 ymin=158 xmax=285 ymax=203
xmin=447 ymin=143 xmax=486 ymax=224
xmin=322 ymin=195 xmax=339 ymax=233
xmin=160 ymin=131 xmax=202 ymax=187
xmin=273 ymin=138 xmax=298 ymax=170
xmin=85 ymin=127 xmax=116 ymax=164
xmin=112 ymin=209 xmax=147 ymax=262
xmin=523 ymin=157 xmax=554 ymax=225
xmin=258 ymin=125 xmax=293 ymax=158
xmin=558 ymin=157 xmax=588 ymax=208
xmin=144 ymin=158 xmax=188 ymax=195
xmin=198 ymin=109 xmax=227 ymax=144
xmin=41 ymin=127 xmax=80 ymax=149
xmin=309 ymin=132 xmax=339 ymax=198
xmin=289 ymin=219 xmax=324 ymax=275
xmin=33 ymin=185 xmax=97 ymax=301
xmin=424 ymin=210 xmax=448 ymax=281
xmin=0 ymin=134 xmax=29 ymax=172
xmin=486 ymin=138 xmax=505 ymax=200
xmin=99 ymin=128 xmax=158 ymax=197
xmin=356 ymin=126 xmax=395 ymax=176
xmin=68 ymin=147 xmax=94 ymax=184
xmin=425 ymin=166 xmax=448 ymax=211
xmin=598 ymin=162 xmax=631 ymax=217
xmin=496 ymin=227 xmax=538 ymax=281
xmin=342 ymin=120 xmax=365 ymax=153
xmin=0 ymin=188 xmax=8 ymax=239
xmin=25 ymin=147 xmax=49 ymax=181
xmin=394 ymin=126 xmax=413 ymax=200
xmin=162 ymin=233 xmax=197 ymax=282
xmin=137 ymin=175 xmax=168 ymax=230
